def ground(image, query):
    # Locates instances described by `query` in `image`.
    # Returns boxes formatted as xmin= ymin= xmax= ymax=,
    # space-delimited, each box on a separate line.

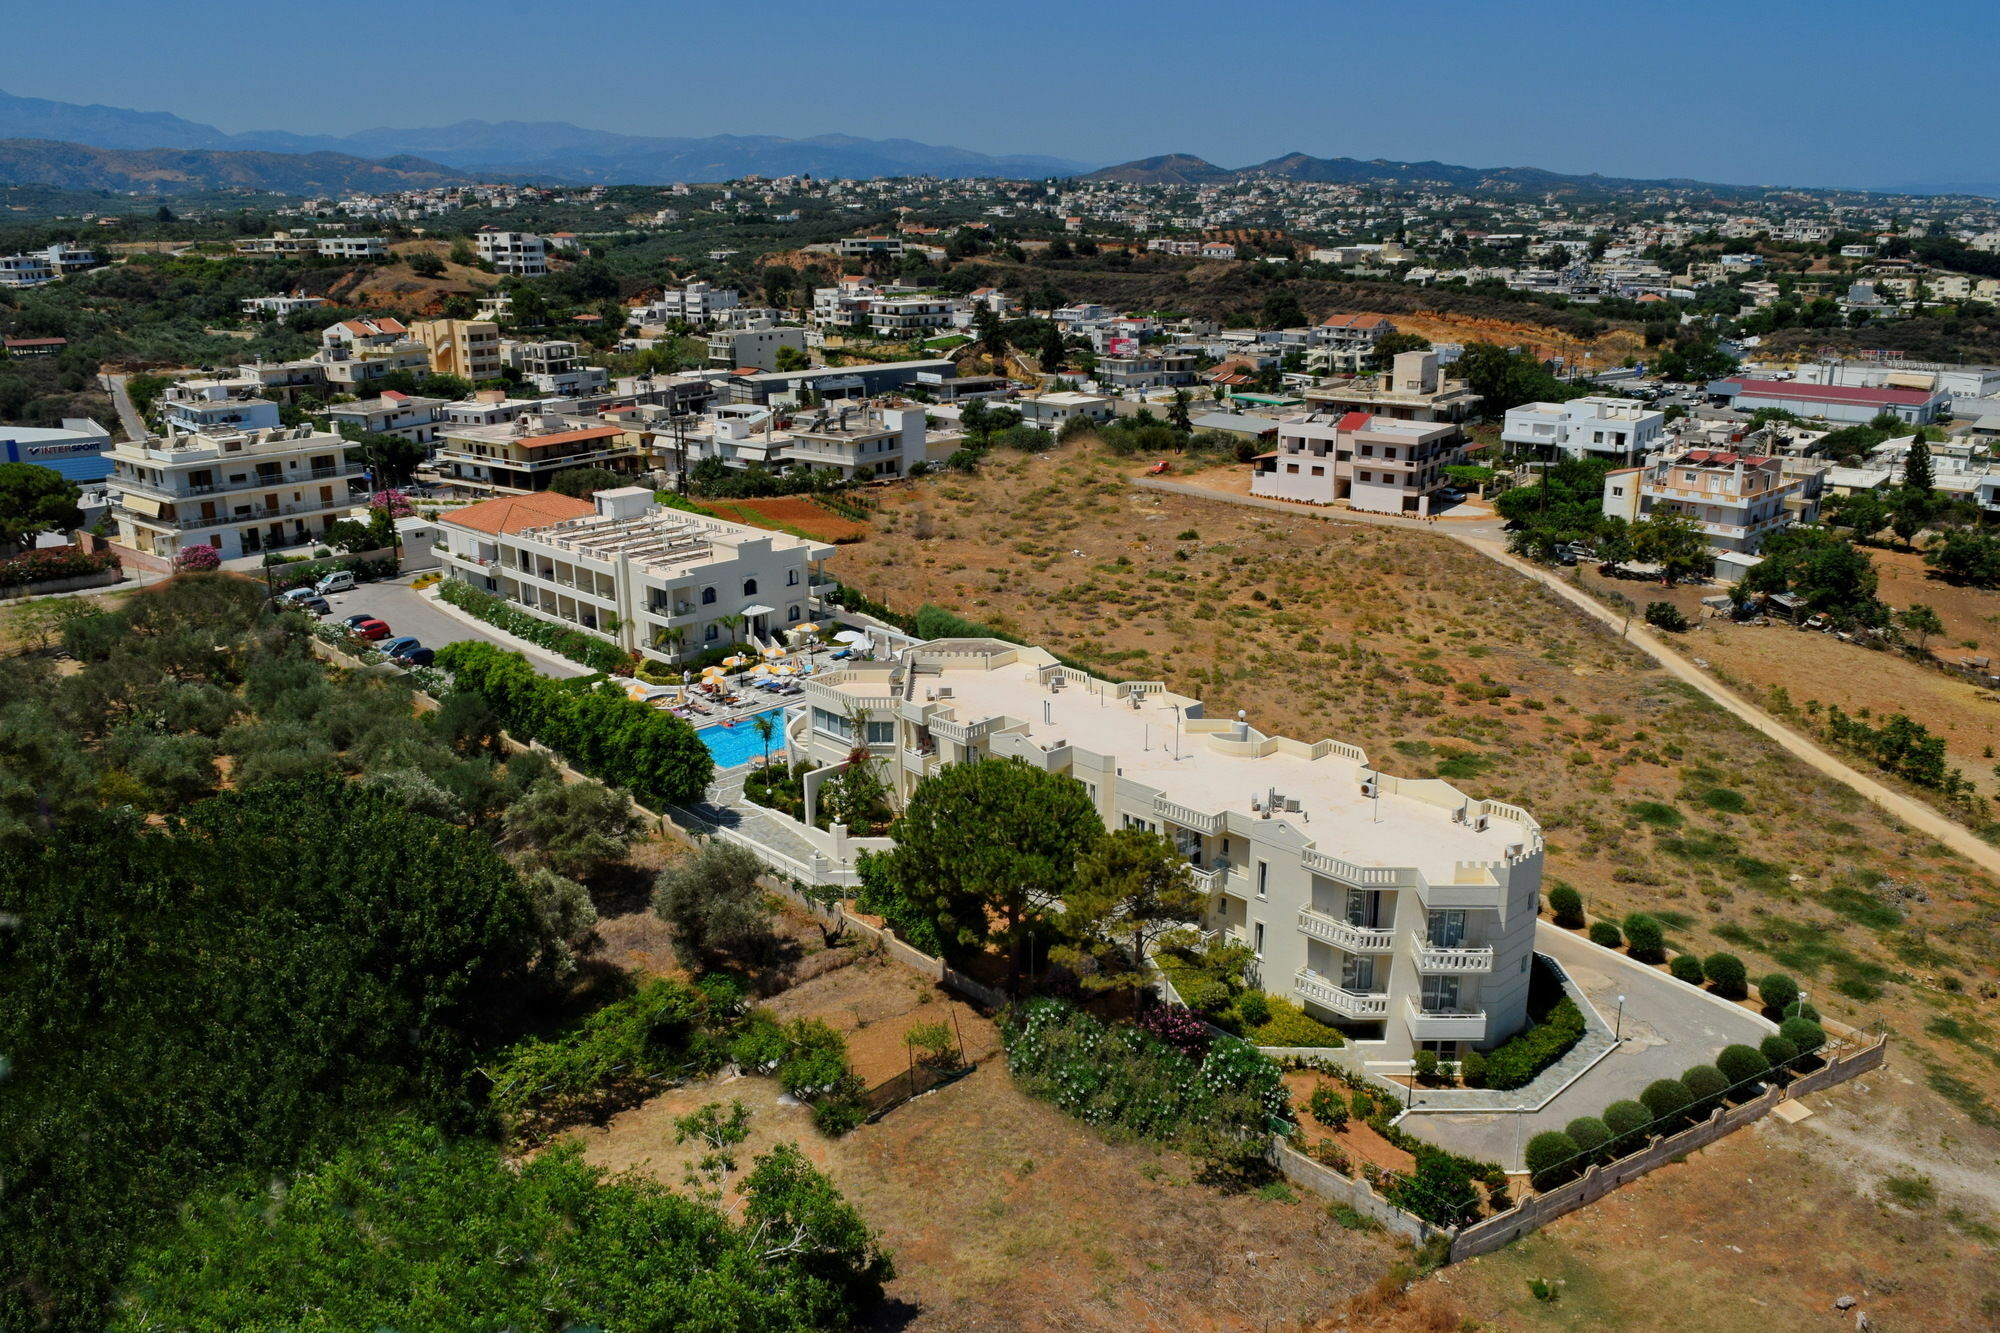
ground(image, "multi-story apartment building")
xmin=508 ymin=340 xmax=609 ymax=396
xmin=706 ymin=324 xmax=809 ymax=372
xmin=1502 ymin=396 xmax=1667 ymax=463
xmin=433 ymin=413 xmax=645 ymax=491
xmin=241 ymin=294 xmax=329 ymax=319
xmin=1252 ymin=412 xmax=1463 ymax=516
xmin=436 ymin=486 xmax=833 ymax=661
xmin=1602 ymin=448 xmax=1825 ymax=557
xmin=1305 ymin=315 xmax=1394 ymax=374
xmin=776 ymin=401 xmax=928 ymax=480
xmin=325 ymin=391 xmax=447 ymax=445
xmin=1096 ymin=349 xmax=1199 ymax=393
xmin=108 ymin=425 xmax=368 ymax=560
xmin=793 ymin=641 xmax=1545 ymax=1066
xmin=868 ymin=296 xmax=954 ymax=337
xmin=317 ymin=237 xmax=388 ymax=260
xmin=158 ymin=381 xmax=284 ymax=435
xmin=475 ymin=230 xmax=548 ymax=276
xmin=410 ymin=318 xmax=503 ymax=381
xmin=1302 ymin=350 xmax=1482 ymax=424
xmin=632 ymin=281 xmax=742 ymax=325
xmin=0 ymin=244 xmax=99 ymax=288
xmin=837 ymin=235 xmax=905 ymax=258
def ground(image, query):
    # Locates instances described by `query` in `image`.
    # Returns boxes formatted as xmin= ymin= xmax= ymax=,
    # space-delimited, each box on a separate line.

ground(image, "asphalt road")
xmin=100 ymin=373 xmax=150 ymax=442
xmin=317 ymin=576 xmax=591 ymax=679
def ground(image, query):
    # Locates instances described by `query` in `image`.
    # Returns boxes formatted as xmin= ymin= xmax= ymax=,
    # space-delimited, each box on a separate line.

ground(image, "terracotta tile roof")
xmin=440 ymin=491 xmax=595 ymax=536
xmin=520 ymin=425 xmax=624 ymax=450
xmin=1337 ymin=411 xmax=1373 ymax=431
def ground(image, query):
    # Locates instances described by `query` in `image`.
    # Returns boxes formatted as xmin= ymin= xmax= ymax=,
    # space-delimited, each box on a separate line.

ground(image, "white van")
xmin=315 ymin=570 xmax=356 ymax=595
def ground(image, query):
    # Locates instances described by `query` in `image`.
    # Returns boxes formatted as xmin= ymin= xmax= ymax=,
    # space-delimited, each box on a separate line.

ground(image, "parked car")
xmin=341 ymin=613 xmax=377 ymax=631
xmin=277 ymin=586 xmax=318 ymax=605
xmin=347 ymin=618 xmax=391 ymax=642
xmin=291 ymin=595 xmax=332 ymax=617
xmin=390 ymin=645 xmax=434 ymax=668
xmin=379 ymin=636 xmax=422 ymax=660
xmin=315 ymin=570 xmax=357 ymax=595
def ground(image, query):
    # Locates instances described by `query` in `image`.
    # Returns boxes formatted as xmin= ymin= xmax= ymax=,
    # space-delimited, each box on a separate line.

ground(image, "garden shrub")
xmin=1703 ymin=952 xmax=1749 ymax=999
xmin=1247 ymin=996 xmax=1344 ymax=1048
xmin=1480 ymin=998 xmax=1586 ymax=1091
xmin=1589 ymin=921 xmax=1623 ymax=950
xmin=1308 ymin=1085 xmax=1349 ymax=1131
xmin=1412 ymin=1050 xmax=1438 ymax=1081
xmin=1386 ymin=1153 xmax=1482 ymax=1228
xmin=1715 ymin=1043 xmax=1768 ymax=1090
xmin=438 ymin=577 xmax=628 ymax=672
xmin=1547 ymin=883 xmax=1585 ymax=928
xmin=1458 ymin=1049 xmax=1487 ymax=1086
xmin=0 ymin=544 xmax=120 ymax=588
xmin=1784 ymin=998 xmax=1821 ymax=1022
xmin=1234 ymin=991 xmax=1271 ymax=1028
xmin=1760 ymin=1034 xmax=1800 ymax=1071
xmin=1002 ymin=997 xmax=1287 ymax=1184
xmin=851 ymin=849 xmax=944 ymax=956
xmin=1682 ymin=1064 xmax=1729 ymax=1118
xmin=1668 ymin=953 xmax=1706 ymax=986
xmin=1758 ymin=972 xmax=1800 ymax=1015
xmin=433 ymin=643 xmax=712 ymax=809
xmin=1639 ymin=1078 xmax=1694 ymax=1131
xmin=1602 ymin=1099 xmax=1651 ymax=1155
xmin=1349 ymin=1088 xmax=1375 ymax=1121
xmin=1779 ymin=1017 xmax=1827 ymax=1056
xmin=1524 ymin=1131 xmax=1580 ymax=1192
xmin=1645 ymin=601 xmax=1689 ymax=632
xmin=1564 ymin=1116 xmax=1611 ymax=1165
xmin=1136 ymin=1003 xmax=1212 ymax=1060
xmin=1622 ymin=913 xmax=1666 ymax=964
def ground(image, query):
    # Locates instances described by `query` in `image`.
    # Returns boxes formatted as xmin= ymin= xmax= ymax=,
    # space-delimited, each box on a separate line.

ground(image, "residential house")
xmin=1306 ymin=315 xmax=1394 ymax=375
xmin=317 ymin=237 xmax=388 ymax=260
xmin=1252 ymin=411 xmax=1462 ymax=516
xmin=632 ymin=282 xmax=741 ymax=325
xmin=475 ymin=230 xmax=549 ymax=277
xmin=509 ymin=340 xmax=610 ymax=396
xmin=433 ymin=413 xmax=645 ymax=491
xmin=158 ymin=381 xmax=284 ymax=435
xmin=1017 ymin=390 xmax=1115 ymax=427
xmin=1501 ymin=396 xmax=1667 ymax=463
xmin=241 ymin=294 xmax=329 ymax=319
xmin=325 ymin=391 xmax=447 ymax=445
xmin=1301 ymin=351 xmax=1482 ymax=424
xmin=410 ymin=318 xmax=503 ymax=381
xmin=109 ymin=425 xmax=368 ymax=560
xmin=1602 ymin=449 xmax=1825 ymax=565
xmin=706 ymin=323 xmax=809 ymax=373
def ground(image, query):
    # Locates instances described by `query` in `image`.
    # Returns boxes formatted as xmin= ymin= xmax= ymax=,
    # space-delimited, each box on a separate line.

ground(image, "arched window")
xmin=787 ymin=605 xmax=801 ymax=622
xmin=704 ymin=624 xmax=719 ymax=641
xmin=742 ymin=578 xmax=758 ymax=596
xmin=701 ymin=586 xmax=716 ymax=605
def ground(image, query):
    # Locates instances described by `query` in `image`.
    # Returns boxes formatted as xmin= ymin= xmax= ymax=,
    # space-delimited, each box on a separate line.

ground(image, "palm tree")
xmin=653 ymin=625 xmax=686 ymax=660
xmin=751 ymin=711 xmax=780 ymax=770
xmin=717 ymin=612 xmax=746 ymax=650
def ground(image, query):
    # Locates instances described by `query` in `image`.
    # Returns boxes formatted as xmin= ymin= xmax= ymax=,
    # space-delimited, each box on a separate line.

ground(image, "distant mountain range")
xmin=0 ymin=88 xmax=1094 ymax=186
xmin=0 ymin=139 xmax=469 ymax=196
xmin=1082 ymin=151 xmax=1762 ymax=196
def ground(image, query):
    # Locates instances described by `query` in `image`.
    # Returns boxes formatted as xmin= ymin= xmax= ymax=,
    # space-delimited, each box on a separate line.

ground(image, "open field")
xmin=700 ymin=494 xmax=873 ymax=543
xmin=570 ymin=953 xmax=1397 ymax=1332
xmin=1585 ymin=547 xmax=2000 ymax=798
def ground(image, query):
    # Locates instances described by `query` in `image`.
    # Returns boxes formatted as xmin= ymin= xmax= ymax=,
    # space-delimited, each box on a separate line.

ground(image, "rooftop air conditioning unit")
xmin=1471 ymin=814 xmax=1490 ymax=832
xmin=1451 ymin=804 xmax=1468 ymax=824
xmin=936 ymin=686 xmax=953 ymax=699
xmin=1359 ymin=780 xmax=1377 ymax=799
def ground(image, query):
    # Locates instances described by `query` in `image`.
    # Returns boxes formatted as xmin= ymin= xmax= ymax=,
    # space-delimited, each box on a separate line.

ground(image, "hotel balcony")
xmin=1409 ymin=940 xmax=1495 ymax=974
xmin=1404 ymin=999 xmax=1488 ymax=1042
xmin=1292 ymin=968 xmax=1389 ymax=1020
xmin=1296 ymin=907 xmax=1395 ymax=953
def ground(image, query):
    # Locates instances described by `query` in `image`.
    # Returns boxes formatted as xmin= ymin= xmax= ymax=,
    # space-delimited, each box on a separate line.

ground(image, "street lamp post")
xmin=1615 ymin=994 xmax=1626 ymax=1042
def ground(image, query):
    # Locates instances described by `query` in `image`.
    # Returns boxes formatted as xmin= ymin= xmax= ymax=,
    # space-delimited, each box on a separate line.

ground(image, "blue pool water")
xmin=697 ymin=707 xmax=792 ymax=768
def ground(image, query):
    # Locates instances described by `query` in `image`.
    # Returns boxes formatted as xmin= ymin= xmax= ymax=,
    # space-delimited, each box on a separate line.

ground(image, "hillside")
xmin=1080 ymin=153 xmax=1232 ymax=185
xmin=1086 ymin=149 xmax=1768 ymax=199
xmin=0 ymin=138 xmax=469 ymax=195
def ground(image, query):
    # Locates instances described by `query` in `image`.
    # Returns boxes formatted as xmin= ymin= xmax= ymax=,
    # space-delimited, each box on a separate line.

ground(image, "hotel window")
xmin=787 ymin=605 xmax=801 ymax=622
xmin=813 ymin=707 xmax=854 ymax=741
xmin=701 ymin=586 xmax=716 ymax=604
xmin=742 ymin=578 xmax=758 ymax=595
xmin=704 ymin=624 xmax=719 ymax=641
xmin=1255 ymin=860 xmax=1268 ymax=899
xmin=1252 ymin=922 xmax=1265 ymax=958
xmin=866 ymin=720 xmax=894 ymax=745
xmin=1421 ymin=976 xmax=1462 ymax=1012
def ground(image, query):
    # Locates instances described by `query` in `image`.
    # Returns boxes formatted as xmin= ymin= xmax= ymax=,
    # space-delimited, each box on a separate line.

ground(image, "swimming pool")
xmin=696 ymin=707 xmax=793 ymax=769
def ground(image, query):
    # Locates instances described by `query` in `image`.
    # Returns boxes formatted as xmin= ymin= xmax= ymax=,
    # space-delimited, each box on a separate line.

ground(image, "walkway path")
xmin=1133 ymin=475 xmax=2000 ymax=882
xmin=99 ymin=372 xmax=150 ymax=443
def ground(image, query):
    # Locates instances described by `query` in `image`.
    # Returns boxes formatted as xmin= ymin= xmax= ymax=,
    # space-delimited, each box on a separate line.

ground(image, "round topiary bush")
xmin=1623 ymin=913 xmax=1666 ymax=964
xmin=1757 ymin=972 xmax=1799 ymax=1015
xmin=1669 ymin=954 xmax=1706 ymax=986
xmin=1640 ymin=1078 xmax=1694 ymax=1130
xmin=1682 ymin=1064 xmax=1729 ymax=1117
xmin=1602 ymin=1098 xmax=1651 ymax=1155
xmin=1760 ymin=1034 xmax=1799 ymax=1071
xmin=1779 ymin=1017 xmax=1827 ymax=1056
xmin=1525 ymin=1130 xmax=1581 ymax=1192
xmin=1548 ymin=884 xmax=1585 ymax=929
xmin=1784 ymin=998 xmax=1821 ymax=1023
xmin=1589 ymin=921 xmax=1624 ymax=950
xmin=1565 ymin=1115 xmax=1611 ymax=1164
xmin=1715 ymin=1043 xmax=1770 ymax=1089
xmin=1703 ymin=952 xmax=1749 ymax=999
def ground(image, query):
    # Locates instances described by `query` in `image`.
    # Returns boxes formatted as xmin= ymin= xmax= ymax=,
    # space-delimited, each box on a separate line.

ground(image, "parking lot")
xmin=316 ymin=575 xmax=592 ymax=679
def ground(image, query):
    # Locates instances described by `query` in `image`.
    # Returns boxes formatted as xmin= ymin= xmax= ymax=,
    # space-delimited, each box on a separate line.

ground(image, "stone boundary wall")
xmin=1268 ymin=1139 xmax=1440 ymax=1246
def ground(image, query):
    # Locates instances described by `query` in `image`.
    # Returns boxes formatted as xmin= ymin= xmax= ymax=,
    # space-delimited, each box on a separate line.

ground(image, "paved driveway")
xmin=1402 ymin=922 xmax=1776 ymax=1169
xmin=317 ymin=576 xmax=591 ymax=679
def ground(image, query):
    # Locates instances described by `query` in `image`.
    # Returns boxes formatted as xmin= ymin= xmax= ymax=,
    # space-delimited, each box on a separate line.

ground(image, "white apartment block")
xmin=1305 ymin=314 xmax=1394 ymax=374
xmin=109 ymin=425 xmax=368 ymax=560
xmin=1302 ymin=350 xmax=1482 ymax=424
xmin=1253 ymin=412 xmax=1462 ymax=516
xmin=1017 ymin=391 xmax=1115 ymax=427
xmin=1502 ymin=396 xmax=1667 ymax=463
xmin=317 ymin=237 xmax=388 ymax=260
xmin=633 ymin=281 xmax=741 ymax=325
xmin=794 ymin=641 xmax=1545 ymax=1066
xmin=706 ymin=324 xmax=808 ymax=372
xmin=325 ymin=392 xmax=447 ymax=445
xmin=0 ymin=244 xmax=97 ymax=289
xmin=869 ymin=297 xmax=955 ymax=337
xmin=436 ymin=486 xmax=833 ymax=662
xmin=508 ymin=340 xmax=610 ymax=396
xmin=1602 ymin=448 xmax=1825 ymax=556
xmin=476 ymin=230 xmax=548 ymax=276
xmin=655 ymin=401 xmax=934 ymax=484
xmin=241 ymin=294 xmax=329 ymax=319
xmin=158 ymin=382 xmax=284 ymax=436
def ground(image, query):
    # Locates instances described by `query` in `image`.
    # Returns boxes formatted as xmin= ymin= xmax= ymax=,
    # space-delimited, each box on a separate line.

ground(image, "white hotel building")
xmin=436 ymin=487 xmax=834 ymax=662
xmin=108 ymin=425 xmax=369 ymax=560
xmin=793 ymin=641 xmax=1545 ymax=1066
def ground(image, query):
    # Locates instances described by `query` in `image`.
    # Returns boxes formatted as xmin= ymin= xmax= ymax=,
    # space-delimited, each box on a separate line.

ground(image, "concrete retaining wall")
xmin=1269 ymin=1139 xmax=1440 ymax=1246
xmin=1449 ymin=1034 xmax=1888 ymax=1262
xmin=0 ymin=567 xmax=125 ymax=601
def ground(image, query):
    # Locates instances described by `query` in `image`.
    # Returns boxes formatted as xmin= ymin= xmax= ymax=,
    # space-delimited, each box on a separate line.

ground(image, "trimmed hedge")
xmin=1703 ymin=952 xmax=1749 ymax=1000
xmin=1715 ymin=1043 xmax=1769 ymax=1088
xmin=1479 ymin=997 xmax=1586 ymax=1091
xmin=1668 ymin=953 xmax=1706 ymax=986
xmin=1682 ymin=1064 xmax=1728 ymax=1117
xmin=1588 ymin=921 xmax=1623 ymax=950
xmin=1760 ymin=1034 xmax=1799 ymax=1070
xmin=1623 ymin=913 xmax=1666 ymax=964
xmin=1757 ymin=972 xmax=1799 ymax=1014
xmin=1602 ymin=1099 xmax=1651 ymax=1155
xmin=1640 ymin=1078 xmax=1694 ymax=1131
xmin=434 ymin=641 xmax=713 ymax=809
xmin=1525 ymin=1131 xmax=1579 ymax=1191
xmin=1565 ymin=1116 xmax=1611 ymax=1165
xmin=439 ymin=576 xmax=628 ymax=673
xmin=1779 ymin=1017 xmax=1827 ymax=1056
xmin=1547 ymin=884 xmax=1585 ymax=928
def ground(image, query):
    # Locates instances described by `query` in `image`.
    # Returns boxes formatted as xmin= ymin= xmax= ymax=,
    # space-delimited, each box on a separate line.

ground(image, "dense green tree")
xmin=546 ymin=465 xmax=626 ymax=498
xmin=1903 ymin=436 xmax=1934 ymax=493
xmin=112 ymin=1121 xmax=890 ymax=1332
xmin=1629 ymin=512 xmax=1712 ymax=584
xmin=1898 ymin=602 xmax=1944 ymax=654
xmin=1260 ymin=291 xmax=1307 ymax=329
xmin=1052 ymin=827 xmax=1205 ymax=997
xmin=1459 ymin=341 xmax=1590 ymax=415
xmin=653 ymin=838 xmax=777 ymax=967
xmin=0 ymin=462 xmax=83 ymax=555
xmin=1495 ymin=456 xmax=1619 ymax=560
xmin=874 ymin=757 xmax=1102 ymax=986
xmin=1925 ymin=526 xmax=2000 ymax=587
xmin=501 ymin=775 xmax=641 ymax=881
xmin=1367 ymin=330 xmax=1432 ymax=371
xmin=1742 ymin=526 xmax=1885 ymax=625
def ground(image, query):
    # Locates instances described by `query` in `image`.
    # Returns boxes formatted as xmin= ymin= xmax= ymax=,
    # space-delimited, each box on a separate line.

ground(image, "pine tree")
xmin=1904 ymin=436 xmax=1934 ymax=493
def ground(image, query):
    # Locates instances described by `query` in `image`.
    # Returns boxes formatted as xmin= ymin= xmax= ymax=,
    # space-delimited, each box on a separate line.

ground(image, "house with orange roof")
xmin=434 ymin=412 xmax=645 ymax=492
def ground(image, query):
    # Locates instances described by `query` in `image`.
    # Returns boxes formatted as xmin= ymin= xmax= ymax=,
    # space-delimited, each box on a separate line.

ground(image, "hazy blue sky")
xmin=15 ymin=0 xmax=1995 ymax=190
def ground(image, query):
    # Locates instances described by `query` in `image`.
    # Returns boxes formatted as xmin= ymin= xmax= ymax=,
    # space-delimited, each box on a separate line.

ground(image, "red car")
xmin=348 ymin=617 xmax=391 ymax=641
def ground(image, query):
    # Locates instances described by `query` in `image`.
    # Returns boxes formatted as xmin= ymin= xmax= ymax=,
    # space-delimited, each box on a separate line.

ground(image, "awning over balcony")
xmin=120 ymin=493 xmax=162 ymax=517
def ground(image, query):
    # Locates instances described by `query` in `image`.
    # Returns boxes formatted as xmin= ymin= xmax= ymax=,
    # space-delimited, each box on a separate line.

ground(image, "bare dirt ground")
xmin=701 ymin=495 xmax=872 ymax=543
xmin=570 ymin=952 xmax=1399 ymax=1332
xmin=815 ymin=441 xmax=2000 ymax=1324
